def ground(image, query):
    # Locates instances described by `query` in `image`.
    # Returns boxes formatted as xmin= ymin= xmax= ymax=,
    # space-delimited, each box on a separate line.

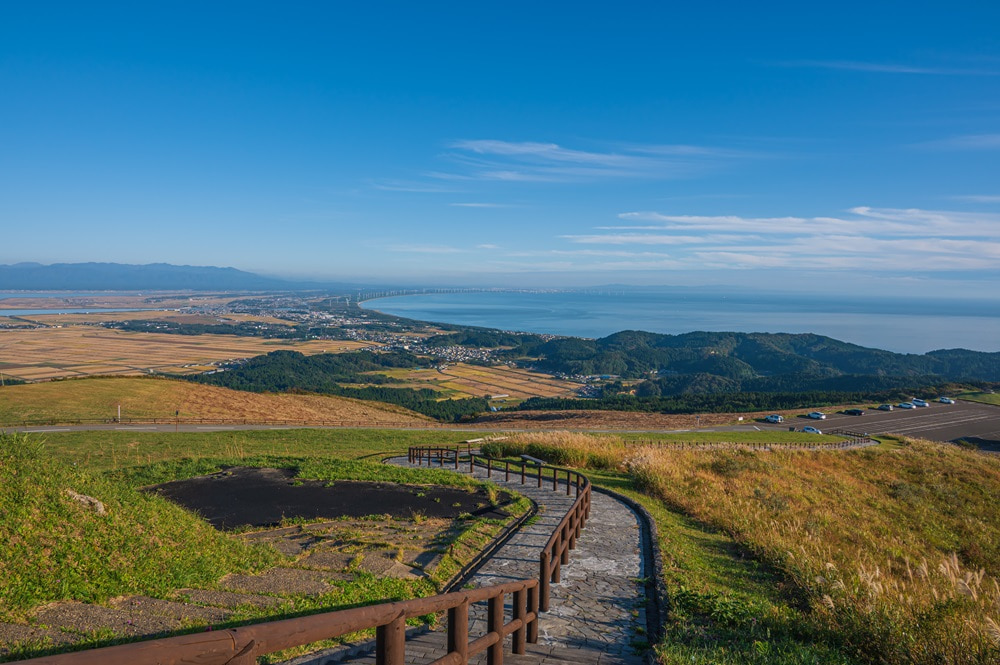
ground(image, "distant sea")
xmin=362 ymin=290 xmax=1000 ymax=354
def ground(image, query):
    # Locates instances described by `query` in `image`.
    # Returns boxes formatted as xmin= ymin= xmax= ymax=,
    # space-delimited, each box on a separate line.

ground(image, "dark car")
xmin=844 ymin=408 xmax=865 ymax=416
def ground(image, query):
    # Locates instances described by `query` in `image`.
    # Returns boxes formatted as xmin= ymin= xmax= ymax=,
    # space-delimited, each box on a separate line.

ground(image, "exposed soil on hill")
xmin=145 ymin=466 xmax=510 ymax=530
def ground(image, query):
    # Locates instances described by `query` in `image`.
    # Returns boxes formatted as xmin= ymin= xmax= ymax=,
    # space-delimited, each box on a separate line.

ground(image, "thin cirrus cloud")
xmin=386 ymin=244 xmax=466 ymax=254
xmin=916 ymin=134 xmax=1000 ymax=150
xmin=951 ymin=195 xmax=1000 ymax=203
xmin=435 ymin=139 xmax=748 ymax=183
xmin=552 ymin=207 xmax=1000 ymax=273
xmin=779 ymin=60 xmax=1000 ymax=76
xmin=449 ymin=202 xmax=511 ymax=208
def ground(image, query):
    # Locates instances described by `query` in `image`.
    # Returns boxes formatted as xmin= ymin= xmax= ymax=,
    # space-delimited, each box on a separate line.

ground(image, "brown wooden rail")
xmin=407 ymin=442 xmax=592 ymax=611
xmin=18 ymin=580 xmax=539 ymax=665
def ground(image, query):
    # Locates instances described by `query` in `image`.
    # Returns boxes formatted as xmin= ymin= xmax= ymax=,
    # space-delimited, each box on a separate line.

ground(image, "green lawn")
xmin=958 ymin=391 xmax=1000 ymax=406
xmin=30 ymin=428 xmax=474 ymax=471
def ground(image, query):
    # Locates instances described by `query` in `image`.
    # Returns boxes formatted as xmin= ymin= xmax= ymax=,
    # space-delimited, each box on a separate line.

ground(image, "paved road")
xmin=6 ymin=400 xmax=998 ymax=444
xmin=720 ymin=399 xmax=1000 ymax=444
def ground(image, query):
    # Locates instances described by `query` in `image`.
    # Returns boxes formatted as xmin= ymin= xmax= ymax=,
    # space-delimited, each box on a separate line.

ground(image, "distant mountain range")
xmin=0 ymin=262 xmax=352 ymax=291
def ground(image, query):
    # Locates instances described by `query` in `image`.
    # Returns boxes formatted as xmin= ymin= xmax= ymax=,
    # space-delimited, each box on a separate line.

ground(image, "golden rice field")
xmin=0 ymin=376 xmax=429 ymax=425
xmin=16 ymin=310 xmax=298 ymax=326
xmin=0 ymin=326 xmax=373 ymax=381
xmin=380 ymin=363 xmax=579 ymax=400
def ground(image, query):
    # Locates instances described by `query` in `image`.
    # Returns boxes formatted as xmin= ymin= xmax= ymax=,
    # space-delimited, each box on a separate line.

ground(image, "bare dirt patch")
xmin=145 ymin=467 xmax=509 ymax=530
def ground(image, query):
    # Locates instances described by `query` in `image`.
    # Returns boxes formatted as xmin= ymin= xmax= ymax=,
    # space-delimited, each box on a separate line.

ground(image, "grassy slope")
xmin=959 ymin=392 xmax=1000 ymax=406
xmin=1 ymin=432 xmax=529 ymax=660
xmin=0 ymin=376 xmax=429 ymax=424
xmin=0 ymin=434 xmax=278 ymax=622
xmin=32 ymin=428 xmax=471 ymax=471
xmin=486 ymin=433 xmax=1000 ymax=664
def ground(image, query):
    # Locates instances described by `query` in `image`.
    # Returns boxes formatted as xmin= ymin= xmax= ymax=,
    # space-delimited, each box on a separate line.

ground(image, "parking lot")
xmin=756 ymin=399 xmax=1000 ymax=447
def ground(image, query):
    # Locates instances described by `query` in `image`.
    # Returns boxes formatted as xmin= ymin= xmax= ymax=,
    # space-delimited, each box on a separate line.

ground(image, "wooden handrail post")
xmin=488 ymin=595 xmax=504 ymax=665
xmin=527 ymin=584 xmax=539 ymax=643
xmin=487 ymin=458 xmax=493 ymax=478
xmin=537 ymin=466 xmax=542 ymax=488
xmin=552 ymin=466 xmax=557 ymax=491
xmin=513 ymin=588 xmax=526 ymax=655
xmin=520 ymin=462 xmax=526 ymax=485
xmin=376 ymin=613 xmax=406 ymax=665
xmin=448 ymin=598 xmax=469 ymax=664
xmin=565 ymin=470 xmax=571 ymax=495
xmin=505 ymin=460 xmax=510 ymax=482
xmin=539 ymin=551 xmax=551 ymax=612
xmin=454 ymin=447 xmax=460 ymax=470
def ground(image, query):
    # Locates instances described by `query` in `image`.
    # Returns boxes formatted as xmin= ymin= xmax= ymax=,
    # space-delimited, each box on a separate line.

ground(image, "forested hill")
xmin=189 ymin=350 xmax=488 ymax=422
xmin=527 ymin=330 xmax=1000 ymax=383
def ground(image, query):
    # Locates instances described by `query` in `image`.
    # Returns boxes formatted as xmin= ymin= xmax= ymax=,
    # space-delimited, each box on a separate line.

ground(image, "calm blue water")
xmin=0 ymin=308 xmax=150 ymax=316
xmin=362 ymin=290 xmax=1000 ymax=354
xmin=0 ymin=292 xmax=133 ymax=299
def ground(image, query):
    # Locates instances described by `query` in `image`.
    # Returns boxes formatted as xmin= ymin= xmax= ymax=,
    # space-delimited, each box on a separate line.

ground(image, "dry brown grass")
xmin=482 ymin=431 xmax=1000 ymax=662
xmin=386 ymin=363 xmax=579 ymax=400
xmin=0 ymin=376 xmax=430 ymax=425
xmin=0 ymin=326 xmax=372 ymax=381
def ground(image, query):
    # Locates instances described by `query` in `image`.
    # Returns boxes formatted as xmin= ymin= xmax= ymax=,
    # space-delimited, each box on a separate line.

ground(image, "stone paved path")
xmin=383 ymin=456 xmax=646 ymax=665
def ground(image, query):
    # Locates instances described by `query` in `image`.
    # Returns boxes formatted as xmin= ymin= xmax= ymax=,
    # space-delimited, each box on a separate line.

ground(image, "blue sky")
xmin=2 ymin=2 xmax=999 ymax=295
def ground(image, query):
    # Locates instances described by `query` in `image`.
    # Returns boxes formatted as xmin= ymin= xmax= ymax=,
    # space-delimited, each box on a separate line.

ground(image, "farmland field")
xmin=0 ymin=326 xmax=373 ymax=381
xmin=377 ymin=363 xmax=580 ymax=401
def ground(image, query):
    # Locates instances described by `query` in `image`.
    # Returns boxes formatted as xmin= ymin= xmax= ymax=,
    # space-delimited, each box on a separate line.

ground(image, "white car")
xmin=938 ymin=397 xmax=956 ymax=404
xmin=808 ymin=411 xmax=826 ymax=420
xmin=765 ymin=414 xmax=784 ymax=423
xmin=802 ymin=426 xmax=822 ymax=434
xmin=898 ymin=402 xmax=915 ymax=409
xmin=912 ymin=399 xmax=929 ymax=407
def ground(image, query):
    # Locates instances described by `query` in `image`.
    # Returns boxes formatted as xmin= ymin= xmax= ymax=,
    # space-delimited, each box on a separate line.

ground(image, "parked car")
xmin=765 ymin=414 xmax=784 ymax=423
xmin=844 ymin=408 xmax=865 ymax=416
xmin=939 ymin=397 xmax=956 ymax=404
xmin=808 ymin=411 xmax=826 ymax=420
xmin=912 ymin=398 xmax=929 ymax=407
xmin=877 ymin=404 xmax=893 ymax=411
xmin=802 ymin=426 xmax=823 ymax=434
xmin=898 ymin=402 xmax=915 ymax=409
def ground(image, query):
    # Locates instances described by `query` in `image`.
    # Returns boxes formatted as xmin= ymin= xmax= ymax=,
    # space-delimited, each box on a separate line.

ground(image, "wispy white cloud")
xmin=542 ymin=206 xmax=1000 ymax=274
xmin=916 ymin=133 xmax=1000 ymax=150
xmin=616 ymin=207 xmax=1000 ymax=238
xmin=780 ymin=60 xmax=1000 ymax=76
xmin=477 ymin=243 xmax=501 ymax=250
xmin=387 ymin=244 xmax=465 ymax=254
xmin=951 ymin=195 xmax=1000 ymax=203
xmin=435 ymin=139 xmax=750 ymax=183
xmin=564 ymin=233 xmax=748 ymax=245
xmin=370 ymin=179 xmax=458 ymax=193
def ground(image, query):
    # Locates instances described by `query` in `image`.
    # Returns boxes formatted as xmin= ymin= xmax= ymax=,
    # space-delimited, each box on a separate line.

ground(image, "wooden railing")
xmin=20 ymin=580 xmax=538 ymax=665
xmin=408 ymin=442 xmax=592 ymax=611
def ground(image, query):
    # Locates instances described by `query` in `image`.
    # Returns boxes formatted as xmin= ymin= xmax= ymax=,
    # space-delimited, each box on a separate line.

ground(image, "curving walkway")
xmin=381 ymin=455 xmax=647 ymax=665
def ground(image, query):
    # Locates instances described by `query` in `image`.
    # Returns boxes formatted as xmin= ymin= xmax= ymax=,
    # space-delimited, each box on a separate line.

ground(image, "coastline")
xmin=358 ymin=290 xmax=1000 ymax=355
